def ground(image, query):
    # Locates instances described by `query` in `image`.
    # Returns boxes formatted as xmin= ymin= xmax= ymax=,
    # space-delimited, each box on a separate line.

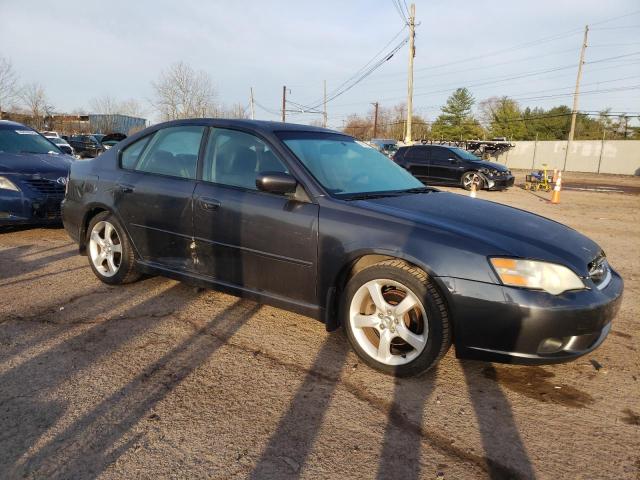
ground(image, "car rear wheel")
xmin=462 ymin=171 xmax=483 ymax=190
xmin=342 ymin=259 xmax=451 ymax=377
xmin=87 ymin=211 xmax=140 ymax=285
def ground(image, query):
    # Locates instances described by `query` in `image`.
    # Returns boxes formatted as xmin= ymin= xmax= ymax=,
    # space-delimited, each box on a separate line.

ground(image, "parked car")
xmin=0 ymin=120 xmax=72 ymax=226
xmin=100 ymin=133 xmax=127 ymax=150
xmin=48 ymin=136 xmax=75 ymax=156
xmin=42 ymin=131 xmax=61 ymax=139
xmin=91 ymin=133 xmax=106 ymax=144
xmin=62 ymin=119 xmax=622 ymax=376
xmin=393 ymin=144 xmax=515 ymax=190
xmin=370 ymin=138 xmax=399 ymax=158
xmin=68 ymin=134 xmax=103 ymax=158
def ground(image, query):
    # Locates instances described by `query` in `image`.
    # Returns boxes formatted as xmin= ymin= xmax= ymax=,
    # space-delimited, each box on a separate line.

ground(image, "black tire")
xmin=461 ymin=170 xmax=484 ymax=191
xmin=86 ymin=211 xmax=141 ymax=285
xmin=341 ymin=259 xmax=451 ymax=377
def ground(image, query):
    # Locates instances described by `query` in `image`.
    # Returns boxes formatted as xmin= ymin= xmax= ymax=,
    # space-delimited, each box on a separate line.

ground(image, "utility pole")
xmin=281 ymin=85 xmax=287 ymax=123
xmin=323 ymin=80 xmax=328 ymax=128
xmin=372 ymin=102 xmax=379 ymax=138
xmin=249 ymin=87 xmax=255 ymax=120
xmin=404 ymin=3 xmax=416 ymax=144
xmin=568 ymin=25 xmax=589 ymax=143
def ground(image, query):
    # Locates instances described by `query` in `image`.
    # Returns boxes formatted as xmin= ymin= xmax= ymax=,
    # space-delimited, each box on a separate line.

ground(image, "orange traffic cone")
xmin=470 ymin=182 xmax=477 ymax=198
xmin=551 ymin=172 xmax=562 ymax=204
xmin=552 ymin=169 xmax=558 ymax=183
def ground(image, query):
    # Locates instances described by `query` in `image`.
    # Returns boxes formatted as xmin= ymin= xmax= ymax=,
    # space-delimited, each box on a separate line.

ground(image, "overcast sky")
xmin=1 ymin=0 xmax=639 ymax=127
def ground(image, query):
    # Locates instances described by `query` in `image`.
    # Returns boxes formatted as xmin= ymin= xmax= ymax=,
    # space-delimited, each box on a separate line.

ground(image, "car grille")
xmin=588 ymin=254 xmax=611 ymax=289
xmin=24 ymin=178 xmax=65 ymax=196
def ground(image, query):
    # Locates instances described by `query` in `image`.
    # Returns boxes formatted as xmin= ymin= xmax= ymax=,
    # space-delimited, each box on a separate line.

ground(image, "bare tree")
xmin=0 ymin=56 xmax=18 ymax=119
xmin=151 ymin=61 xmax=217 ymax=120
xmin=20 ymin=83 xmax=53 ymax=130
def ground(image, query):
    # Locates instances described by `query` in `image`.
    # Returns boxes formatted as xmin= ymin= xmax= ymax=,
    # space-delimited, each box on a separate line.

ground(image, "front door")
xmin=114 ymin=125 xmax=205 ymax=270
xmin=429 ymin=146 xmax=462 ymax=183
xmin=192 ymin=127 xmax=319 ymax=303
xmin=403 ymin=146 xmax=430 ymax=180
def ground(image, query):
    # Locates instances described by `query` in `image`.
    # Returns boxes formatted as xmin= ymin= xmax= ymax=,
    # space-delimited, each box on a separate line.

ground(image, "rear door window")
xmin=134 ymin=126 xmax=204 ymax=179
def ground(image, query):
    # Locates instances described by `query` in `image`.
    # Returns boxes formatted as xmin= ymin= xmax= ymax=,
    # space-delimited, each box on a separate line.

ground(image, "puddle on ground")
xmin=482 ymin=365 xmax=595 ymax=408
xmin=621 ymin=408 xmax=640 ymax=426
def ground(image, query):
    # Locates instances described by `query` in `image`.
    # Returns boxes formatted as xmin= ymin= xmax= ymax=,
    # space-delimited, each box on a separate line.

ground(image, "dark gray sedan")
xmin=62 ymin=119 xmax=622 ymax=377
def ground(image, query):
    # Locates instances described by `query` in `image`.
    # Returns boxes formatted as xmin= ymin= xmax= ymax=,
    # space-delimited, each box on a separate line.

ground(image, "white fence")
xmin=492 ymin=140 xmax=640 ymax=175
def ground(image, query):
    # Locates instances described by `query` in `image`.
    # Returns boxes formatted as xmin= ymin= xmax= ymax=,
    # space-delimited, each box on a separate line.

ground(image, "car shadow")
xmin=10 ymin=298 xmax=260 ymax=479
xmin=249 ymin=333 xmax=350 ymax=479
xmin=0 ymin=243 xmax=76 ymax=281
xmin=460 ymin=360 xmax=536 ymax=480
xmin=375 ymin=368 xmax=438 ymax=479
xmin=0 ymin=281 xmax=196 ymax=476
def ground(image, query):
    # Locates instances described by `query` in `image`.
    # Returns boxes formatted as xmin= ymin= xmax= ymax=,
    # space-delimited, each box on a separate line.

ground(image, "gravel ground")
xmin=1 ymin=174 xmax=639 ymax=480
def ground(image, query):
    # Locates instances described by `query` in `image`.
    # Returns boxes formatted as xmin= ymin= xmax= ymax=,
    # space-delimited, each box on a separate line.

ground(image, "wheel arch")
xmin=324 ymin=250 xmax=451 ymax=332
xmin=78 ymin=203 xmax=113 ymax=254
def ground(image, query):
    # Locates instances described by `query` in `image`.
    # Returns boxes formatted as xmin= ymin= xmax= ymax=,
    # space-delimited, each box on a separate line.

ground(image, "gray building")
xmin=88 ymin=114 xmax=147 ymax=134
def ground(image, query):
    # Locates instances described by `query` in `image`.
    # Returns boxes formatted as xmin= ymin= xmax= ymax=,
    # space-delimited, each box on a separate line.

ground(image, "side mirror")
xmin=256 ymin=172 xmax=298 ymax=195
xmin=448 ymin=157 xmax=458 ymax=163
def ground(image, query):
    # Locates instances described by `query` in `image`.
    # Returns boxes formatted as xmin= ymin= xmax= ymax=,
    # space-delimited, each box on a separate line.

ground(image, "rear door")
xmin=114 ymin=125 xmax=205 ymax=271
xmin=192 ymin=127 xmax=319 ymax=303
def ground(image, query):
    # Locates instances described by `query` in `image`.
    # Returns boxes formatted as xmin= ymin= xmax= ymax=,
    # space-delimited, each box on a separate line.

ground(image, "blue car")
xmin=0 ymin=120 xmax=73 ymax=226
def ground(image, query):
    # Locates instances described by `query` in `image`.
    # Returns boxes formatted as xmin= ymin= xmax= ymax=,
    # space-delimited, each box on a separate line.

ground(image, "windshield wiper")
xmin=400 ymin=187 xmax=436 ymax=194
xmin=342 ymin=192 xmax=404 ymax=201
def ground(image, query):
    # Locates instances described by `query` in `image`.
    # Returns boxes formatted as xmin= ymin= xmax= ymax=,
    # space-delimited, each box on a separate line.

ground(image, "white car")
xmin=42 ymin=131 xmax=61 ymax=139
xmin=48 ymin=136 xmax=75 ymax=156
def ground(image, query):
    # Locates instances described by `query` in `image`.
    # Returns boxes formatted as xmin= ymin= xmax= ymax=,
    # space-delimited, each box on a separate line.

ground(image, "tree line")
xmin=0 ymin=57 xmax=249 ymax=133
xmin=343 ymin=87 xmax=637 ymax=142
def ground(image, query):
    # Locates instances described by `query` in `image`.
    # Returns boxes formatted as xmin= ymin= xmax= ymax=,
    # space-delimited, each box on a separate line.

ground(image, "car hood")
xmin=0 ymin=152 xmax=72 ymax=176
xmin=355 ymin=191 xmax=601 ymax=276
xmin=468 ymin=159 xmax=509 ymax=172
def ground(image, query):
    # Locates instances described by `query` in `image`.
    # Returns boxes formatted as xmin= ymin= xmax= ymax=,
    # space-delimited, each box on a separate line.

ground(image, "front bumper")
xmin=485 ymin=174 xmax=515 ymax=190
xmin=439 ymin=269 xmax=623 ymax=364
xmin=0 ymin=185 xmax=64 ymax=227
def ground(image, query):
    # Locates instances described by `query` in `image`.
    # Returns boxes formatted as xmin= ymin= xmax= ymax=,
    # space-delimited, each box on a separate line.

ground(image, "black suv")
xmin=68 ymin=135 xmax=104 ymax=158
xmin=393 ymin=144 xmax=514 ymax=190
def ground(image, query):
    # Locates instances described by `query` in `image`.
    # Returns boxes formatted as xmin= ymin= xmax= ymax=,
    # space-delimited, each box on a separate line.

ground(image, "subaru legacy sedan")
xmin=62 ymin=119 xmax=622 ymax=377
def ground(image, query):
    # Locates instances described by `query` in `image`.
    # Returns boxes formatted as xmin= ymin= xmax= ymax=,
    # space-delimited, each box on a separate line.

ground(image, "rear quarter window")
xmin=121 ymin=135 xmax=152 ymax=169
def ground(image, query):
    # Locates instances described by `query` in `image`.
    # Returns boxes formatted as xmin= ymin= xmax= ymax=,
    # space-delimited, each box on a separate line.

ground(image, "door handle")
xmin=117 ymin=183 xmax=135 ymax=193
xmin=198 ymin=197 xmax=220 ymax=211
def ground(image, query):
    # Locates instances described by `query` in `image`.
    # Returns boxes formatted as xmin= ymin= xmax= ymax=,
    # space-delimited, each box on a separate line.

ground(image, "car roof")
xmin=0 ymin=120 xmax=29 ymax=130
xmin=149 ymin=118 xmax=343 ymax=135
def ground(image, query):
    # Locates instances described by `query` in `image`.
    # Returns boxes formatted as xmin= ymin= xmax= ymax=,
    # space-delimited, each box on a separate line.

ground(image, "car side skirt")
xmin=135 ymin=260 xmax=324 ymax=322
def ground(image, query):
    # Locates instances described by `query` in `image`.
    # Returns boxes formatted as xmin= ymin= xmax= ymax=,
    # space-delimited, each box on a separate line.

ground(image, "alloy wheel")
xmin=88 ymin=220 xmax=122 ymax=277
xmin=349 ymin=279 xmax=428 ymax=366
xmin=463 ymin=172 xmax=482 ymax=189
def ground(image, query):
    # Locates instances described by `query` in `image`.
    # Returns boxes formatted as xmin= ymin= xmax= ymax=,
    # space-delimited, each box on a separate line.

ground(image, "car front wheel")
xmin=87 ymin=211 xmax=140 ymax=285
xmin=462 ymin=171 xmax=483 ymax=190
xmin=342 ymin=259 xmax=451 ymax=377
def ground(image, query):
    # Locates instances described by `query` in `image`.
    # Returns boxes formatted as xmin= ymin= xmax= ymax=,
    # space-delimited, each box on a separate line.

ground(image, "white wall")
xmin=493 ymin=140 xmax=640 ymax=175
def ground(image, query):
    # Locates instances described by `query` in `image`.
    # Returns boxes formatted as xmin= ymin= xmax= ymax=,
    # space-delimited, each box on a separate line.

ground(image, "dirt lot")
xmin=1 ymin=172 xmax=639 ymax=479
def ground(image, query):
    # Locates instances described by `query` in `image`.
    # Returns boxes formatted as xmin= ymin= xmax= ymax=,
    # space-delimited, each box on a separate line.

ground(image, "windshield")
xmin=0 ymin=128 xmax=62 ymax=154
xmin=51 ymin=137 xmax=66 ymax=145
xmin=278 ymin=132 xmax=423 ymax=197
xmin=449 ymin=147 xmax=481 ymax=161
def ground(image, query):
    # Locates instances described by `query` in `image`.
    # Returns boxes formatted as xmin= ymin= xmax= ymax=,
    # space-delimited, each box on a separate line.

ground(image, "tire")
xmin=461 ymin=171 xmax=484 ymax=191
xmin=86 ymin=211 xmax=141 ymax=285
xmin=341 ymin=259 xmax=451 ymax=377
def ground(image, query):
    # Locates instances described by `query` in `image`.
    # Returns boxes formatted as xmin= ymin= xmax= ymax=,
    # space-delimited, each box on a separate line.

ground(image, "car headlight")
xmin=490 ymin=258 xmax=585 ymax=295
xmin=0 ymin=176 xmax=20 ymax=191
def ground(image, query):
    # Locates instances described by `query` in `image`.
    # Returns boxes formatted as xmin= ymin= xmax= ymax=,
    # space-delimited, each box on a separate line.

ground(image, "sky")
xmin=1 ymin=0 xmax=639 ymax=127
